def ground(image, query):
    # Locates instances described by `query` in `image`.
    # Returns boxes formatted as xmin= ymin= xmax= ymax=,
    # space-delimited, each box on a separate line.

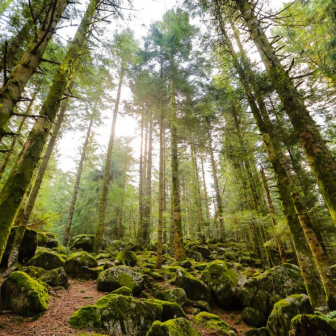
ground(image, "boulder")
xmin=40 ymin=267 xmax=69 ymax=287
xmin=45 ymin=232 xmax=58 ymax=248
xmin=172 ymin=268 xmax=211 ymax=302
xmin=2 ymin=227 xmax=37 ymax=265
xmin=115 ymin=251 xmax=138 ymax=267
xmin=28 ymin=250 xmax=65 ymax=270
xmin=201 ymin=260 xmax=246 ymax=309
xmin=186 ymin=250 xmax=203 ymax=262
xmin=242 ymin=307 xmax=266 ymax=327
xmin=191 ymin=245 xmax=211 ymax=259
xmin=1 ymin=271 xmax=49 ymax=317
xmin=191 ymin=300 xmax=211 ymax=312
xmin=244 ymin=328 xmax=269 ymax=336
xmin=64 ymin=251 xmax=98 ymax=279
xmin=97 ymin=266 xmax=144 ymax=294
xmin=37 ymin=232 xmax=48 ymax=247
xmin=69 ymin=234 xmax=95 ymax=252
xmin=289 ymin=314 xmax=336 ymax=336
xmin=194 ymin=312 xmax=237 ymax=336
xmin=146 ymin=318 xmax=200 ymax=336
xmin=179 ymin=259 xmax=192 ymax=269
xmin=155 ymin=288 xmax=187 ymax=306
xmin=22 ymin=266 xmax=46 ymax=279
xmin=240 ymin=264 xmax=305 ymax=316
xmin=267 ymin=294 xmax=313 ymax=336
xmin=144 ymin=299 xmax=186 ymax=320
xmin=106 ymin=240 xmax=124 ymax=253
xmin=111 ymin=286 xmax=132 ymax=296
xmin=69 ymin=294 xmax=162 ymax=335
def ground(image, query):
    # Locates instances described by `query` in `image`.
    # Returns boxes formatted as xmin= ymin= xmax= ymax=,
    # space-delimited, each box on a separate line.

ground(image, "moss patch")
xmin=194 ymin=312 xmax=237 ymax=336
xmin=146 ymin=318 xmax=200 ymax=336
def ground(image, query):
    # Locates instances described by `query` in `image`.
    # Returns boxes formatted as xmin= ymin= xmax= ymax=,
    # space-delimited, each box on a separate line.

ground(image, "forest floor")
xmin=0 ymin=278 xmax=251 ymax=336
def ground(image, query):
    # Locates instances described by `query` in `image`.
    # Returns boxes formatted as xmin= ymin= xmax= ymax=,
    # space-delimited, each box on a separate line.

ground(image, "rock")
xmin=143 ymin=268 xmax=165 ymax=281
xmin=111 ymin=286 xmax=132 ymax=296
xmin=144 ymin=299 xmax=187 ymax=320
xmin=201 ymin=260 xmax=246 ymax=309
xmin=289 ymin=314 xmax=336 ymax=336
xmin=155 ymin=288 xmax=187 ymax=306
xmin=267 ymin=294 xmax=313 ymax=336
xmin=115 ymin=251 xmax=138 ymax=267
xmin=191 ymin=245 xmax=211 ymax=259
xmin=52 ymin=246 xmax=68 ymax=255
xmin=161 ymin=266 xmax=180 ymax=279
xmin=28 ymin=250 xmax=65 ymax=270
xmin=45 ymin=232 xmax=58 ymax=248
xmin=22 ymin=266 xmax=46 ymax=279
xmin=186 ymin=250 xmax=203 ymax=262
xmin=40 ymin=267 xmax=68 ymax=287
xmin=106 ymin=240 xmax=124 ymax=253
xmin=2 ymin=227 xmax=37 ymax=265
xmin=97 ymin=266 xmax=144 ymax=294
xmin=172 ymin=268 xmax=211 ymax=302
xmin=179 ymin=259 xmax=192 ymax=269
xmin=191 ymin=300 xmax=211 ymax=312
xmin=242 ymin=307 xmax=266 ymax=327
xmin=244 ymin=327 xmax=270 ymax=336
xmin=69 ymin=234 xmax=95 ymax=252
xmin=1 ymin=271 xmax=49 ymax=317
xmin=69 ymin=294 xmax=162 ymax=335
xmin=37 ymin=232 xmax=48 ymax=247
xmin=240 ymin=264 xmax=305 ymax=316
xmin=146 ymin=318 xmax=200 ymax=336
xmin=64 ymin=251 xmax=98 ymax=279
xmin=194 ymin=312 xmax=237 ymax=336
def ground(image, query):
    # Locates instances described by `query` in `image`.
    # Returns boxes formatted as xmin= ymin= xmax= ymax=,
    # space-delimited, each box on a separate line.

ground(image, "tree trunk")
xmin=0 ymin=0 xmax=98 ymax=264
xmin=138 ymin=110 xmax=144 ymax=241
xmin=93 ymin=64 xmax=124 ymax=253
xmin=235 ymin=0 xmax=336 ymax=229
xmin=0 ymin=0 xmax=69 ymax=140
xmin=7 ymin=98 xmax=68 ymax=267
xmin=63 ymin=114 xmax=94 ymax=246
xmin=207 ymin=124 xmax=225 ymax=241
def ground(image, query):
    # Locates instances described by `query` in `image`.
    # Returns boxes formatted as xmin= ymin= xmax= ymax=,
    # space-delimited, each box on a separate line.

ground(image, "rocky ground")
xmin=0 ymin=231 xmax=336 ymax=336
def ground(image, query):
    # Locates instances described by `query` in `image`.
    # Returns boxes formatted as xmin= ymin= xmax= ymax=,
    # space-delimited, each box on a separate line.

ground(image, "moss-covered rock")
xmin=1 ymin=271 xmax=49 ymax=317
xmin=111 ymin=286 xmax=132 ymax=296
xmin=191 ymin=245 xmax=211 ymax=259
xmin=142 ymin=268 xmax=165 ymax=281
xmin=267 ymin=294 xmax=313 ymax=336
xmin=144 ymin=299 xmax=186 ymax=320
xmin=97 ymin=266 xmax=144 ymax=294
xmin=155 ymin=288 xmax=187 ymax=306
xmin=242 ymin=307 xmax=266 ymax=327
xmin=240 ymin=264 xmax=305 ymax=316
xmin=45 ymin=232 xmax=58 ymax=248
xmin=179 ymin=259 xmax=192 ymax=269
xmin=106 ymin=240 xmax=124 ymax=253
xmin=69 ymin=294 xmax=162 ymax=335
xmin=52 ymin=246 xmax=68 ymax=255
xmin=244 ymin=327 xmax=270 ymax=336
xmin=191 ymin=300 xmax=211 ymax=312
xmin=64 ymin=251 xmax=98 ymax=279
xmin=22 ymin=265 xmax=47 ymax=279
xmin=2 ymin=227 xmax=37 ymax=265
xmin=40 ymin=267 xmax=68 ymax=287
xmin=161 ymin=266 xmax=180 ymax=279
xmin=172 ymin=268 xmax=211 ymax=302
xmin=115 ymin=251 xmax=138 ymax=267
xmin=69 ymin=234 xmax=95 ymax=252
xmin=201 ymin=260 xmax=246 ymax=309
xmin=186 ymin=250 xmax=203 ymax=262
xmin=37 ymin=232 xmax=48 ymax=247
xmin=28 ymin=250 xmax=65 ymax=270
xmin=194 ymin=312 xmax=237 ymax=336
xmin=289 ymin=313 xmax=336 ymax=336
xmin=146 ymin=318 xmax=200 ymax=336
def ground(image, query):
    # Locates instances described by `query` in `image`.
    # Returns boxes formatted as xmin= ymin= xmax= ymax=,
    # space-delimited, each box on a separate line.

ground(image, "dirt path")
xmin=0 ymin=279 xmax=105 ymax=336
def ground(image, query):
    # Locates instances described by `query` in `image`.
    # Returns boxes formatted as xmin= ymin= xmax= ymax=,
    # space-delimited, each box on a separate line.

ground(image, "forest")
xmin=0 ymin=0 xmax=336 ymax=335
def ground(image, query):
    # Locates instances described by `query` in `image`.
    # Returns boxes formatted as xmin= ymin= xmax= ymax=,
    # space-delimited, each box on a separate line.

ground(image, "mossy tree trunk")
xmin=93 ymin=64 xmax=124 ymax=253
xmin=0 ymin=0 xmax=69 ymax=141
xmin=138 ymin=109 xmax=144 ymax=242
xmin=234 ymin=0 xmax=336 ymax=229
xmin=0 ymin=0 xmax=99 ymax=264
xmin=63 ymin=113 xmax=94 ymax=246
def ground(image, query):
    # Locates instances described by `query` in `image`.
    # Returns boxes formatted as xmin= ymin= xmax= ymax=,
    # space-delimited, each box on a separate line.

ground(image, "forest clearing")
xmin=0 ymin=0 xmax=336 ymax=335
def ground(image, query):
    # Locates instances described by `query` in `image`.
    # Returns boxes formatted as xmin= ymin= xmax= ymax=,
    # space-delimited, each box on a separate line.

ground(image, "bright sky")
xmin=57 ymin=0 xmax=288 ymax=174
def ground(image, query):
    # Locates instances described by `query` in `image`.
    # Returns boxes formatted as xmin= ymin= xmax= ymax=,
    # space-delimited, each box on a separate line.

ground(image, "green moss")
xmin=194 ymin=312 xmax=237 ymax=336
xmin=111 ymin=286 xmax=132 ymax=296
xmin=118 ymin=273 xmax=136 ymax=290
xmin=143 ymin=298 xmax=187 ymax=320
xmin=28 ymin=250 xmax=65 ymax=270
xmin=69 ymin=294 xmax=162 ymax=335
xmin=22 ymin=266 xmax=46 ymax=279
xmin=146 ymin=318 xmax=200 ymax=336
xmin=1 ymin=271 xmax=49 ymax=317
xmin=37 ymin=232 xmax=48 ymax=247
xmin=69 ymin=234 xmax=95 ymax=252
xmin=115 ymin=251 xmax=138 ymax=267
xmin=155 ymin=288 xmax=187 ymax=305
xmin=64 ymin=251 xmax=98 ymax=279
xmin=172 ymin=268 xmax=211 ymax=302
xmin=241 ymin=307 xmax=266 ymax=327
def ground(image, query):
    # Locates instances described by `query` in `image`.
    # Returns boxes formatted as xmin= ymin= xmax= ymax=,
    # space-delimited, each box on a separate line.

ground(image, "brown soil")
xmin=0 ymin=279 xmax=105 ymax=336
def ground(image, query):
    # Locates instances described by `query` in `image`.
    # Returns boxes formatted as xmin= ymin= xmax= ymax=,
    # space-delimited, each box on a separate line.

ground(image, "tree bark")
xmin=63 ymin=113 xmax=94 ymax=246
xmin=0 ymin=0 xmax=69 ymax=140
xmin=0 ymin=0 xmax=98 ymax=264
xmin=235 ymin=0 xmax=336 ymax=229
xmin=93 ymin=64 xmax=124 ymax=253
